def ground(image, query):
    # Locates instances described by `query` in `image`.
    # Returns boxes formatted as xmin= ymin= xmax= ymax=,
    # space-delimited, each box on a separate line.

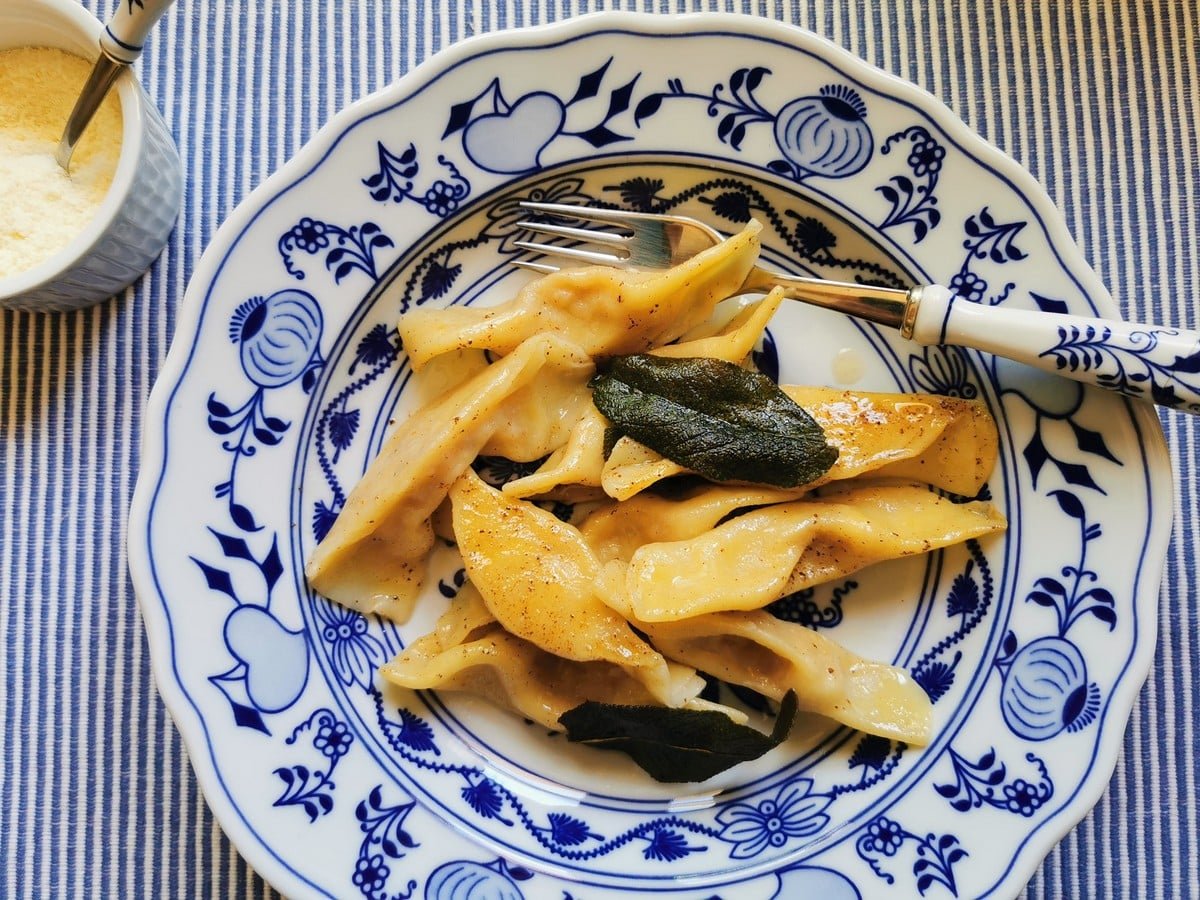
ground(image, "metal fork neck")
xmin=741 ymin=269 xmax=918 ymax=334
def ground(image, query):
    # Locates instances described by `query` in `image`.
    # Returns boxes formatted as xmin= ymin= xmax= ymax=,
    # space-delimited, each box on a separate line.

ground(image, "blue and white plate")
xmin=129 ymin=13 xmax=1171 ymax=899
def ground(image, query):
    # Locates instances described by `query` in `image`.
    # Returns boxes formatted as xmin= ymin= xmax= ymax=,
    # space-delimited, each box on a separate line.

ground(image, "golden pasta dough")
xmin=307 ymin=221 xmax=1008 ymax=754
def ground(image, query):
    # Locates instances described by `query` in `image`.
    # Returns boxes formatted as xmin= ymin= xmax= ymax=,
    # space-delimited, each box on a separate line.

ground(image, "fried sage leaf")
xmin=558 ymin=690 xmax=798 ymax=782
xmin=591 ymin=355 xmax=837 ymax=487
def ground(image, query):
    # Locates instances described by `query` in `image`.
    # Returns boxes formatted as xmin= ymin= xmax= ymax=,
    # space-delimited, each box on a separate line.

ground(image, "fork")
xmin=515 ymin=201 xmax=1200 ymax=413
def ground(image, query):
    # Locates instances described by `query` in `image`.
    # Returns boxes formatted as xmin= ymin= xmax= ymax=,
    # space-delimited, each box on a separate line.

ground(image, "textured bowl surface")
xmin=0 ymin=0 xmax=181 ymax=312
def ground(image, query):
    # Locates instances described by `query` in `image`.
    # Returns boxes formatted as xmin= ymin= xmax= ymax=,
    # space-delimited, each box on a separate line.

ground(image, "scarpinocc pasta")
xmin=306 ymin=220 xmax=1006 ymax=781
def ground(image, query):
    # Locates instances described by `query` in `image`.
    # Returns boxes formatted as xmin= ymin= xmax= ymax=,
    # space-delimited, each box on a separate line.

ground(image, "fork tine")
xmin=519 ymin=200 xmax=645 ymax=226
xmin=515 ymin=219 xmax=631 ymax=247
xmin=513 ymin=240 xmax=627 ymax=267
xmin=511 ymin=259 xmax=560 ymax=275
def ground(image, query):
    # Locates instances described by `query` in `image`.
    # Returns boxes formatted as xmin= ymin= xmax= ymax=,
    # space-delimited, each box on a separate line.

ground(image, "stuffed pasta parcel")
xmin=305 ymin=221 xmax=1006 ymax=781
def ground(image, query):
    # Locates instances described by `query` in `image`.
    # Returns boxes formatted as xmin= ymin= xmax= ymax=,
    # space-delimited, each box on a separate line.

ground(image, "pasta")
xmin=600 ymin=387 xmax=997 ymax=501
xmin=622 ymin=481 xmax=1005 ymax=621
xmin=581 ymin=483 xmax=801 ymax=563
xmin=307 ymin=219 xmax=1009 ymax=773
xmin=501 ymin=401 xmax=609 ymax=499
xmin=305 ymin=333 xmax=592 ymax=620
xmin=500 ymin=288 xmax=787 ymax=499
xmin=635 ymin=608 xmax=932 ymax=743
xmin=398 ymin=220 xmax=761 ymax=368
xmin=588 ymin=561 xmax=931 ymax=742
xmin=449 ymin=467 xmax=705 ymax=708
xmin=485 ymin=280 xmax=997 ymax=503
xmin=381 ymin=584 xmax=743 ymax=730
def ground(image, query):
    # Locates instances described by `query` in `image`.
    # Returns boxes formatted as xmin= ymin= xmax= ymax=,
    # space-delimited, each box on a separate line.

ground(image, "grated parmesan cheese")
xmin=817 ymin=395 xmax=888 ymax=426
xmin=0 ymin=47 xmax=123 ymax=280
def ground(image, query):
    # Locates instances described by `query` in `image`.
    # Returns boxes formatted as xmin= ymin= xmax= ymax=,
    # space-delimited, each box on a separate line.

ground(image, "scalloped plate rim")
xmin=127 ymin=11 xmax=1172 ymax=899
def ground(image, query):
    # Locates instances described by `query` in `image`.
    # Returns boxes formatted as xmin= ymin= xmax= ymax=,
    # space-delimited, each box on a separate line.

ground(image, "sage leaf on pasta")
xmin=591 ymin=354 xmax=838 ymax=486
xmin=558 ymin=691 xmax=798 ymax=783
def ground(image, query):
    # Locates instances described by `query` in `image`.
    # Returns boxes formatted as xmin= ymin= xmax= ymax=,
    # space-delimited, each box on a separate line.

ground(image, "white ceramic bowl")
xmin=0 ymin=0 xmax=181 ymax=312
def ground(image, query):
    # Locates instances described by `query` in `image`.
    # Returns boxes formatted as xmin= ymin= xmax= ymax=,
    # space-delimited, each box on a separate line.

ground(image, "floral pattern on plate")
xmin=130 ymin=14 xmax=1171 ymax=900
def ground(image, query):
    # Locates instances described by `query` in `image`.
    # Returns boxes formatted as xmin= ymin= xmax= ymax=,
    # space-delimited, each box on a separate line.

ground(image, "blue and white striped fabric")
xmin=2 ymin=1 xmax=1196 ymax=896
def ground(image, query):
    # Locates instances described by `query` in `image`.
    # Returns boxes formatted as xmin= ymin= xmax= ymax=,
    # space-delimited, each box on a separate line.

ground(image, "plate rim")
xmin=127 ymin=11 xmax=1173 ymax=898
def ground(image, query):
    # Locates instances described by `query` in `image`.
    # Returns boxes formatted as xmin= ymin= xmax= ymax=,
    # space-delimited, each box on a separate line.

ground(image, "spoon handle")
xmin=99 ymin=0 xmax=176 ymax=64
xmin=910 ymin=285 xmax=1200 ymax=413
xmin=56 ymin=0 xmax=175 ymax=169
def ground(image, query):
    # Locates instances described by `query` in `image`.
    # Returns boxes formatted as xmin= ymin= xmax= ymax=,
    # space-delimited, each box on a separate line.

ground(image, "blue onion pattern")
xmin=1000 ymin=636 xmax=1100 ymax=741
xmin=230 ymin=289 xmax=324 ymax=388
xmin=634 ymin=73 xmax=875 ymax=182
xmin=425 ymin=860 xmax=525 ymax=900
xmin=771 ymin=865 xmax=863 ymax=899
xmin=934 ymin=747 xmax=1053 ymax=817
xmin=353 ymin=786 xmax=418 ymax=900
xmin=142 ymin=30 xmax=1164 ymax=898
xmin=1039 ymin=324 xmax=1200 ymax=412
xmin=856 ymin=816 xmax=966 ymax=895
xmin=715 ymin=778 xmax=832 ymax=859
xmin=862 ymin=817 xmax=905 ymax=857
xmin=945 ymin=207 xmax=1025 ymax=306
xmin=313 ymin=600 xmax=385 ymax=693
xmin=462 ymin=93 xmax=567 ymax=174
xmin=773 ymin=86 xmax=873 ymax=179
xmin=877 ymin=125 xmax=945 ymax=243
xmin=907 ymin=345 xmax=978 ymax=398
xmin=279 ymin=219 xmax=395 ymax=283
xmin=447 ymin=60 xmax=635 ymax=175
xmin=273 ymin=708 xmax=354 ymax=822
xmin=363 ymin=142 xmax=473 ymax=219
xmin=641 ymin=828 xmax=704 ymax=862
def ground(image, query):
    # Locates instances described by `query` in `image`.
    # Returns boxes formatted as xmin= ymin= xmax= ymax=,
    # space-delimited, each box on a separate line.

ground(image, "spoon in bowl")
xmin=56 ymin=0 xmax=175 ymax=171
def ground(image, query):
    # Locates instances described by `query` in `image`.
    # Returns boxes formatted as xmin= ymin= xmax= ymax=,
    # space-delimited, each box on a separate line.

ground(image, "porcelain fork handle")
xmin=910 ymin=286 xmax=1200 ymax=412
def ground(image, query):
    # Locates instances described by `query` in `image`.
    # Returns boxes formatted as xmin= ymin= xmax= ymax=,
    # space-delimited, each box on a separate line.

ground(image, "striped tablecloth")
xmin=2 ymin=2 xmax=1196 ymax=897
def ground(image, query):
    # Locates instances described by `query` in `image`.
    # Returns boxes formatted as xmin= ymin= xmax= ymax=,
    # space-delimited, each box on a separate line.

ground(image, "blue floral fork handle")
xmin=516 ymin=201 xmax=1200 ymax=413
